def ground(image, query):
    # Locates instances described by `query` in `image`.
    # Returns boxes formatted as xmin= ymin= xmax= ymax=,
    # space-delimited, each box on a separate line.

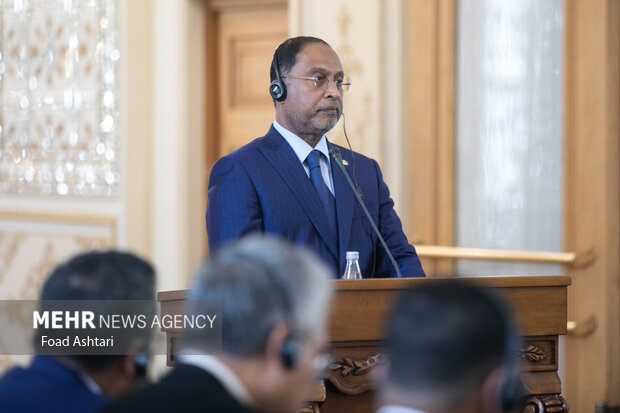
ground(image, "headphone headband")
xmin=269 ymin=47 xmax=287 ymax=102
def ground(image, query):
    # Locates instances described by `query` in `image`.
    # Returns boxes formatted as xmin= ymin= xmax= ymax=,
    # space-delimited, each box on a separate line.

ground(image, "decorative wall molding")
xmin=292 ymin=0 xmax=384 ymax=163
xmin=0 ymin=211 xmax=117 ymax=300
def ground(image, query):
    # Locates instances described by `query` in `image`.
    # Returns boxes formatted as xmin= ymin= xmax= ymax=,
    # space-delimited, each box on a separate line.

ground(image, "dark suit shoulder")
xmin=221 ymin=126 xmax=284 ymax=163
xmin=99 ymin=364 xmax=260 ymax=413
xmin=328 ymin=142 xmax=377 ymax=168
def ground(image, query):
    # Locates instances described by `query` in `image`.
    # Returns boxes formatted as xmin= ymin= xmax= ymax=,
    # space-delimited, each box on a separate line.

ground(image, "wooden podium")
xmin=158 ymin=276 xmax=570 ymax=413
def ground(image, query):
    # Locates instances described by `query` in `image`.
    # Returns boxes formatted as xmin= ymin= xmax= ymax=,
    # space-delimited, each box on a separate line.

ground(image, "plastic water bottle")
xmin=342 ymin=251 xmax=362 ymax=280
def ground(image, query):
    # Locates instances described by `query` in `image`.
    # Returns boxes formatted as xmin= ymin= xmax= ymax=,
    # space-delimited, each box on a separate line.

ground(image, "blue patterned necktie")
xmin=306 ymin=150 xmax=338 ymax=230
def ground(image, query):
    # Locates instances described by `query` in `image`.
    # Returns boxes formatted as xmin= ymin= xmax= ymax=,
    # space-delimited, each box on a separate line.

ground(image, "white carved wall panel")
xmin=0 ymin=0 xmax=120 ymax=197
xmin=0 ymin=0 xmax=122 ymax=372
xmin=0 ymin=211 xmax=116 ymax=301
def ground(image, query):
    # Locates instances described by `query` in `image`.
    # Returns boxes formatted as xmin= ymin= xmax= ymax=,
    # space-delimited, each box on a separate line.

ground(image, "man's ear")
xmin=121 ymin=354 xmax=137 ymax=378
xmin=264 ymin=322 xmax=291 ymax=371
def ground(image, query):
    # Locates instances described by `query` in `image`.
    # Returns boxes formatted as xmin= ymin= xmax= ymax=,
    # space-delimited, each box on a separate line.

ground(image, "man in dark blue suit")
xmin=207 ymin=36 xmax=425 ymax=278
xmin=0 ymin=251 xmax=155 ymax=413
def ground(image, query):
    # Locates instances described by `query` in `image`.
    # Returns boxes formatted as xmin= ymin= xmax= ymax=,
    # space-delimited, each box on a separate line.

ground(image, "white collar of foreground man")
xmin=376 ymin=405 xmax=429 ymax=413
xmin=179 ymin=352 xmax=254 ymax=406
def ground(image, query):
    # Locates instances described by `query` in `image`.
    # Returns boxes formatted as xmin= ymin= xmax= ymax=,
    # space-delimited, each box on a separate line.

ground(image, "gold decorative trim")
xmin=0 ymin=233 xmax=25 ymax=284
xmin=0 ymin=210 xmax=117 ymax=243
xmin=0 ymin=210 xmax=118 ymax=299
xmin=415 ymin=245 xmax=579 ymax=264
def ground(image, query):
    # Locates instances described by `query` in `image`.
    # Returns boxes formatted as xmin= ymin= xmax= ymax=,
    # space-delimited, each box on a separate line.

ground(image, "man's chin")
xmin=312 ymin=117 xmax=340 ymax=134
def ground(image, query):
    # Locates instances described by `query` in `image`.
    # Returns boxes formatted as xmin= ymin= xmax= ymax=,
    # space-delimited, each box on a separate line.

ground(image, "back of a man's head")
xmin=380 ymin=281 xmax=522 ymax=413
xmin=184 ymin=235 xmax=332 ymax=413
xmin=186 ymin=234 xmax=331 ymax=357
xmin=39 ymin=250 xmax=155 ymax=372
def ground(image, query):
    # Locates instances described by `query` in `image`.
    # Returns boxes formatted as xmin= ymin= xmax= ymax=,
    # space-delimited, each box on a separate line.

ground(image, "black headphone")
xmin=134 ymin=353 xmax=150 ymax=379
xmin=280 ymin=334 xmax=300 ymax=370
xmin=269 ymin=47 xmax=287 ymax=102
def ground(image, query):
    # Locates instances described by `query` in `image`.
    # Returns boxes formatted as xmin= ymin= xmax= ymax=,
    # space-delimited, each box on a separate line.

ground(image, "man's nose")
xmin=324 ymin=79 xmax=341 ymax=98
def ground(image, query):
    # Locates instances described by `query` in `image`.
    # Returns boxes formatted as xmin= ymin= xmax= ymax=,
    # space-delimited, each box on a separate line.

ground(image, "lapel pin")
xmin=342 ymin=159 xmax=349 ymax=166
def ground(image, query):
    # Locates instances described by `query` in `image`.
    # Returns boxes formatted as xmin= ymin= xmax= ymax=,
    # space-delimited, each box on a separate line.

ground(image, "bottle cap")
xmin=345 ymin=251 xmax=359 ymax=260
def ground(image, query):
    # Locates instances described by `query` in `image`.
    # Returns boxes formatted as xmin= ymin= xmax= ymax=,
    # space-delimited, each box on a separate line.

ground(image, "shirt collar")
xmin=179 ymin=353 xmax=254 ymax=407
xmin=273 ymin=120 xmax=331 ymax=165
xmin=79 ymin=372 xmax=104 ymax=395
xmin=375 ymin=406 xmax=429 ymax=413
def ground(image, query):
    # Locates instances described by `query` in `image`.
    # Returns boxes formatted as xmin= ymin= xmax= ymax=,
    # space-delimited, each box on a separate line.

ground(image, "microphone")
xmin=329 ymin=147 xmax=402 ymax=278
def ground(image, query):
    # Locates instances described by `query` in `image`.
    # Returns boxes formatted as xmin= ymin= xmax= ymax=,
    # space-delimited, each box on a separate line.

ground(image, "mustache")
xmin=316 ymin=106 xmax=341 ymax=113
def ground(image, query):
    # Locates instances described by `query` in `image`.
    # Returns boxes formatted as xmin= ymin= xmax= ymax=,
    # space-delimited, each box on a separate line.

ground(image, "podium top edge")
xmin=158 ymin=276 xmax=570 ymax=301
xmin=329 ymin=275 xmax=571 ymax=291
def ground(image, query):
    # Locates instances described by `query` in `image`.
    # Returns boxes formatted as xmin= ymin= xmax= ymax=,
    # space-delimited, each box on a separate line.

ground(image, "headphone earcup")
xmin=280 ymin=336 xmax=298 ymax=370
xmin=269 ymin=80 xmax=286 ymax=102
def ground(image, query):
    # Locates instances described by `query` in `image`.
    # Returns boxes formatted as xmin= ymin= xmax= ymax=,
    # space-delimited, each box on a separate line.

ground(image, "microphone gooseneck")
xmin=329 ymin=147 xmax=402 ymax=278
xmin=340 ymin=113 xmax=362 ymax=199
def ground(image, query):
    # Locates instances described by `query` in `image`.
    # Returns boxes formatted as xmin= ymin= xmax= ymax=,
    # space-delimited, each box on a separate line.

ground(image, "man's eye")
xmin=313 ymin=75 xmax=325 ymax=84
xmin=335 ymin=78 xmax=344 ymax=86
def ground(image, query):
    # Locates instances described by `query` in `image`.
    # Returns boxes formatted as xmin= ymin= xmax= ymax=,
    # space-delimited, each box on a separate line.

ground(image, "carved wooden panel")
xmin=230 ymin=36 xmax=280 ymax=107
xmin=216 ymin=6 xmax=287 ymax=157
xmin=524 ymin=394 xmax=568 ymax=413
xmin=521 ymin=337 xmax=558 ymax=372
xmin=326 ymin=345 xmax=383 ymax=395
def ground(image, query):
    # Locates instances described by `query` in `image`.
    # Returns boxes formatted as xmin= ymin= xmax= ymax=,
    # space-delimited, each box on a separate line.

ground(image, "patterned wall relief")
xmin=0 ymin=211 xmax=116 ymax=372
xmin=0 ymin=211 xmax=116 ymax=300
xmin=0 ymin=0 xmax=120 ymax=196
xmin=297 ymin=0 xmax=383 ymax=161
xmin=329 ymin=4 xmax=374 ymax=157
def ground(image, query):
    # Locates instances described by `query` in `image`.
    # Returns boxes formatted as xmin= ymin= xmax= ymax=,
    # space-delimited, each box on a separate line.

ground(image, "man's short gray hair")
xmin=186 ymin=235 xmax=332 ymax=357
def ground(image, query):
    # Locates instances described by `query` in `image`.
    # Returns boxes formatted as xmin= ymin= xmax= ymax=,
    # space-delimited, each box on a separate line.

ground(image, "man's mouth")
xmin=318 ymin=107 xmax=339 ymax=115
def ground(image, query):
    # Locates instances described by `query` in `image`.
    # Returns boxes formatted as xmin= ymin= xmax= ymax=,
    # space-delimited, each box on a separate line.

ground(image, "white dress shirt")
xmin=179 ymin=353 xmax=253 ymax=407
xmin=273 ymin=120 xmax=335 ymax=195
xmin=375 ymin=405 xmax=429 ymax=413
xmin=78 ymin=372 xmax=103 ymax=395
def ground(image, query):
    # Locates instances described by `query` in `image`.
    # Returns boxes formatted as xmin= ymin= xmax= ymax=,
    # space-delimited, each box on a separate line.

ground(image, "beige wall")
xmin=151 ymin=0 xmax=207 ymax=293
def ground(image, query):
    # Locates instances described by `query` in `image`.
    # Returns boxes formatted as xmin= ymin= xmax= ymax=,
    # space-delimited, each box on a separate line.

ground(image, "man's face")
xmin=269 ymin=329 xmax=329 ymax=413
xmin=276 ymin=43 xmax=345 ymax=143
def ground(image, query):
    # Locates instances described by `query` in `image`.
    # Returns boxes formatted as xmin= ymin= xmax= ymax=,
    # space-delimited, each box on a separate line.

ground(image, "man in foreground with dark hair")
xmin=206 ymin=36 xmax=424 ymax=278
xmin=101 ymin=235 xmax=332 ymax=413
xmin=376 ymin=281 xmax=523 ymax=413
xmin=0 ymin=251 xmax=155 ymax=413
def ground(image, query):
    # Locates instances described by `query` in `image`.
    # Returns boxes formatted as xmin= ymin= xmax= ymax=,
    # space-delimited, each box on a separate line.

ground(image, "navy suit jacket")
xmin=0 ymin=355 xmax=109 ymax=413
xmin=206 ymin=126 xmax=425 ymax=278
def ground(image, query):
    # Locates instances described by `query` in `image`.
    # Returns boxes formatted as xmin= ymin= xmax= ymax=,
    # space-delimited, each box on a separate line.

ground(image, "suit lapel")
xmin=258 ymin=128 xmax=339 ymax=260
xmin=329 ymin=143 xmax=356 ymax=272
